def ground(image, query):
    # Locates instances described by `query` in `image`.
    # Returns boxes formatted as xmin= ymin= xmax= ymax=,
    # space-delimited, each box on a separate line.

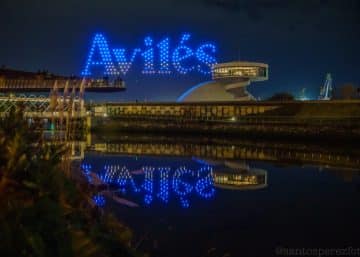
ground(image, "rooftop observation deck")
xmin=0 ymin=68 xmax=125 ymax=92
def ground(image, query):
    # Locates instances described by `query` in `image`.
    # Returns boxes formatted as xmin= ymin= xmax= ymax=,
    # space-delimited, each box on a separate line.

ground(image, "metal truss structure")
xmin=0 ymin=79 xmax=87 ymax=139
xmin=319 ymin=73 xmax=333 ymax=100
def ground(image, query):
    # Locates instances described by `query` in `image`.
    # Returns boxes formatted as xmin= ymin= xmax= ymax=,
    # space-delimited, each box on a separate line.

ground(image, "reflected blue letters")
xmin=81 ymin=164 xmax=215 ymax=208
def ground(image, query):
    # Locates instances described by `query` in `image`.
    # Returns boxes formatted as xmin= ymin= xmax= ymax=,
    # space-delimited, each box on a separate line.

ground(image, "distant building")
xmin=177 ymin=61 xmax=268 ymax=102
xmin=333 ymin=83 xmax=358 ymax=100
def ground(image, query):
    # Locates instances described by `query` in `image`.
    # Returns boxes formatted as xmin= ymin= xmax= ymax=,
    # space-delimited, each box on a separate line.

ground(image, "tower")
xmin=319 ymin=73 xmax=332 ymax=100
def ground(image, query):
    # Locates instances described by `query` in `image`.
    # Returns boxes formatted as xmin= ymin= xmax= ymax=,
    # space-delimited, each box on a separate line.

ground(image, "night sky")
xmin=1 ymin=0 xmax=359 ymax=102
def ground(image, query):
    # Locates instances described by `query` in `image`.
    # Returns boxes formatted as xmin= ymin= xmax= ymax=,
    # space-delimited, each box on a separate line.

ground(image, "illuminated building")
xmin=177 ymin=61 xmax=268 ymax=102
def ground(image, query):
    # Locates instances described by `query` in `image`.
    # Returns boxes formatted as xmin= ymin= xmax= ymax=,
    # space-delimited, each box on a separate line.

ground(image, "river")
xmin=79 ymin=133 xmax=360 ymax=257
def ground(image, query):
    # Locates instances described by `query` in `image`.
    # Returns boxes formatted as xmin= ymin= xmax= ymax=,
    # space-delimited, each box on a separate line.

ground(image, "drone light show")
xmin=81 ymin=33 xmax=217 ymax=77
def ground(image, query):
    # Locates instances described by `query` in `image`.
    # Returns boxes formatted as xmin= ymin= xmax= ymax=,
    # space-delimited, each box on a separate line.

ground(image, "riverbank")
xmin=90 ymin=100 xmax=360 ymax=141
xmin=92 ymin=117 xmax=360 ymax=141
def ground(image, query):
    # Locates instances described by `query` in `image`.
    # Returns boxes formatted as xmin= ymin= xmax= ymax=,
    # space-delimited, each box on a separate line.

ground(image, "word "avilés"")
xmin=81 ymin=33 xmax=217 ymax=76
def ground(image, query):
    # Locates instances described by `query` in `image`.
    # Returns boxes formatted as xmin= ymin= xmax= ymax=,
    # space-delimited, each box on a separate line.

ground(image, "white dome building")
xmin=177 ymin=61 xmax=268 ymax=102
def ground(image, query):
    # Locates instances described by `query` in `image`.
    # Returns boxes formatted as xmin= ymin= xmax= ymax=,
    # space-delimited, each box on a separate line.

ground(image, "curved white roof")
xmin=177 ymin=81 xmax=250 ymax=102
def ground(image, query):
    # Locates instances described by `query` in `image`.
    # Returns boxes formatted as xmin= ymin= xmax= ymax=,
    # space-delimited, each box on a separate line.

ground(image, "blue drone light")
xmin=81 ymin=33 xmax=217 ymax=76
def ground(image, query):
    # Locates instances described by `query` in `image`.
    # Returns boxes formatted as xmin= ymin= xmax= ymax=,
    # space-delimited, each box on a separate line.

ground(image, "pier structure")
xmin=0 ymin=72 xmax=89 ymax=139
xmin=0 ymin=79 xmax=87 ymax=136
xmin=0 ymin=68 xmax=124 ymax=137
xmin=0 ymin=68 xmax=125 ymax=92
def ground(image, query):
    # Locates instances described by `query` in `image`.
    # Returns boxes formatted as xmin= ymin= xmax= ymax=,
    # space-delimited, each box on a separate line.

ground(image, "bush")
xmin=267 ymin=92 xmax=295 ymax=101
xmin=0 ymin=108 xmax=143 ymax=257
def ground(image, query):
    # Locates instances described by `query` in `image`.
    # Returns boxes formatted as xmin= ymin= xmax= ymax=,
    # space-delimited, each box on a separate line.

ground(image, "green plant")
xmin=0 ymin=108 xmax=142 ymax=257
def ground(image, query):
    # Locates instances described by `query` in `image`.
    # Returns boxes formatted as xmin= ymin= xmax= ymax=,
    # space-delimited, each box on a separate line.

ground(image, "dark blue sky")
xmin=1 ymin=0 xmax=359 ymax=101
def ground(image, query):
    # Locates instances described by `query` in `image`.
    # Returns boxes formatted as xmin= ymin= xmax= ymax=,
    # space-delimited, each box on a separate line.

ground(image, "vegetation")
xmin=0 ymin=108 xmax=143 ymax=257
xmin=267 ymin=92 xmax=295 ymax=101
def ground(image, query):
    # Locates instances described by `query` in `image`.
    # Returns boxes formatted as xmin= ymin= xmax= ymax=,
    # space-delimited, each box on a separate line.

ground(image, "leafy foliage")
xmin=0 ymin=108 xmax=143 ymax=257
xmin=267 ymin=92 xmax=295 ymax=101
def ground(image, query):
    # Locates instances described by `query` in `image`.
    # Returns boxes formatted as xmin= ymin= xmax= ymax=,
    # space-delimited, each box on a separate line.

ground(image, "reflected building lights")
xmin=213 ymin=161 xmax=267 ymax=190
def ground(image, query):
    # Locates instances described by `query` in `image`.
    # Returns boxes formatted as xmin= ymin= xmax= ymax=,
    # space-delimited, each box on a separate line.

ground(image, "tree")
xmin=267 ymin=92 xmax=295 ymax=101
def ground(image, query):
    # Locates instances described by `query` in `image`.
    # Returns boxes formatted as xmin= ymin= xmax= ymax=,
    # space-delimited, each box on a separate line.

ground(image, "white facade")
xmin=178 ymin=61 xmax=269 ymax=102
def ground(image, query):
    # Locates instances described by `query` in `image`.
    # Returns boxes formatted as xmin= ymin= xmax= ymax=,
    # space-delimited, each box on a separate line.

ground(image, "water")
xmin=81 ymin=135 xmax=360 ymax=257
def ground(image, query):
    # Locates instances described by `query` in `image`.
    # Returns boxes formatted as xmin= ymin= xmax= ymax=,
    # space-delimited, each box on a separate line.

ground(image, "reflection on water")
xmin=63 ymin=132 xmax=360 ymax=171
xmin=81 ymin=159 xmax=266 ymax=208
xmin=214 ymin=161 xmax=267 ymax=191
xmin=94 ymin=134 xmax=360 ymax=168
xmin=69 ymin=133 xmax=360 ymax=257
